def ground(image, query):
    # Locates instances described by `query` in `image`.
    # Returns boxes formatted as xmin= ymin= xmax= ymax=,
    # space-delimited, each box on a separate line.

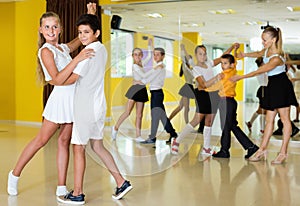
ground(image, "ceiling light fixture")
xmin=146 ymin=13 xmax=163 ymax=18
xmin=287 ymin=6 xmax=300 ymax=12
xmin=208 ymin=9 xmax=236 ymax=14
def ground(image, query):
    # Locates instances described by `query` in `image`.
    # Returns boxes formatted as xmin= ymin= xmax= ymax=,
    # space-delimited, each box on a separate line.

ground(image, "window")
xmin=111 ymin=30 xmax=134 ymax=77
xmin=154 ymin=37 xmax=174 ymax=77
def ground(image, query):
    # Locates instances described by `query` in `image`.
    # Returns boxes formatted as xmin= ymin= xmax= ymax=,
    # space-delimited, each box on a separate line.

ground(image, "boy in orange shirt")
xmin=211 ymin=53 xmax=259 ymax=158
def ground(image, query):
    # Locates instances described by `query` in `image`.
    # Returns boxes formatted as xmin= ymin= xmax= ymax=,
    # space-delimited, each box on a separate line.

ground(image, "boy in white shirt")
xmin=57 ymin=13 xmax=132 ymax=205
xmin=141 ymin=47 xmax=178 ymax=144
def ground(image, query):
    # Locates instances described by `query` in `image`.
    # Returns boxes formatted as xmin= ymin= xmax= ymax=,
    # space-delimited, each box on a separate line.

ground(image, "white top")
xmin=132 ymin=64 xmax=146 ymax=83
xmin=142 ymin=61 xmax=166 ymax=90
xmin=72 ymin=41 xmax=107 ymax=143
xmin=181 ymin=54 xmax=194 ymax=85
xmin=192 ymin=59 xmax=214 ymax=87
xmin=38 ymin=43 xmax=75 ymax=124
xmin=263 ymin=49 xmax=286 ymax=76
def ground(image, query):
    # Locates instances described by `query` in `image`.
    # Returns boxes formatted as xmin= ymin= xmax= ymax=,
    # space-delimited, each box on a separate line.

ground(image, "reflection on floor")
xmin=1 ymin=102 xmax=300 ymax=206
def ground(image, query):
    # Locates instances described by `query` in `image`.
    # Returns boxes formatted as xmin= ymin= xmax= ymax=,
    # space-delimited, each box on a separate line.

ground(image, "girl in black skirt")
xmin=232 ymin=26 xmax=298 ymax=164
xmin=112 ymin=46 xmax=152 ymax=142
xmin=169 ymin=44 xmax=195 ymax=123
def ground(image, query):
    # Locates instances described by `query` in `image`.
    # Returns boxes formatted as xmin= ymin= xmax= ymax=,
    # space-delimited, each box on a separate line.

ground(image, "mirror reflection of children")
xmin=245 ymin=57 xmax=267 ymax=134
xmin=57 ymin=14 xmax=132 ymax=205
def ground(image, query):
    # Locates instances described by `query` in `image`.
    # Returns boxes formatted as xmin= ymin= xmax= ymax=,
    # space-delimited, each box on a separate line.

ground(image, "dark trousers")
xmin=219 ymin=97 xmax=254 ymax=151
xmin=149 ymin=89 xmax=177 ymax=139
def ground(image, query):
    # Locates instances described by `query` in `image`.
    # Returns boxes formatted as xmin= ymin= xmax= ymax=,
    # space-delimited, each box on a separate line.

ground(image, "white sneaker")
xmin=7 ymin=170 xmax=19 ymax=196
xmin=56 ymin=185 xmax=68 ymax=196
xmin=201 ymin=147 xmax=213 ymax=156
xmin=111 ymin=126 xmax=118 ymax=140
xmin=135 ymin=136 xmax=145 ymax=142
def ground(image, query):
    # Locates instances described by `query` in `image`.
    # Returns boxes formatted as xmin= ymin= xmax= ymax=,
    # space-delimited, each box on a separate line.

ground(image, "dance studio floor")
xmin=1 ymin=102 xmax=300 ymax=206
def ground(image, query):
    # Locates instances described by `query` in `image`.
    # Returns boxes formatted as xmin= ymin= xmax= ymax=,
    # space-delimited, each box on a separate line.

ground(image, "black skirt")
xmin=125 ymin=85 xmax=149 ymax=103
xmin=256 ymin=86 xmax=267 ymax=104
xmin=178 ymin=83 xmax=195 ymax=99
xmin=261 ymin=72 xmax=298 ymax=110
xmin=194 ymin=89 xmax=220 ymax=114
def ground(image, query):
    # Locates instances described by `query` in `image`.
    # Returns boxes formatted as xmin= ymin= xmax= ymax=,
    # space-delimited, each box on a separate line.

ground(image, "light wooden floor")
xmin=1 ymin=102 xmax=300 ymax=206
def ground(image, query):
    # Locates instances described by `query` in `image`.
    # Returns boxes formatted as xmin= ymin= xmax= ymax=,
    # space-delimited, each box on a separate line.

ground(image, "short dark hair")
xmin=76 ymin=14 xmax=100 ymax=33
xmin=221 ymin=54 xmax=235 ymax=64
xmin=154 ymin=47 xmax=165 ymax=56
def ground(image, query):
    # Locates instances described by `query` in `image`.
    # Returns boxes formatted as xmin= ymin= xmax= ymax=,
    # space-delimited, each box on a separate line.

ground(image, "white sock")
xmin=56 ymin=185 xmax=68 ymax=196
xmin=7 ymin=170 xmax=19 ymax=196
xmin=176 ymin=123 xmax=194 ymax=143
xmin=203 ymin=126 xmax=211 ymax=149
xmin=250 ymin=112 xmax=259 ymax=124
xmin=260 ymin=115 xmax=266 ymax=131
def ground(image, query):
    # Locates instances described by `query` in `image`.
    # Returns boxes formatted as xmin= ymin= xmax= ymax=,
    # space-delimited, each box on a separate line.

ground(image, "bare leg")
xmin=277 ymin=107 xmax=292 ymax=154
xmin=13 ymin=119 xmax=59 ymax=176
xmin=72 ymin=144 xmax=86 ymax=196
xmin=182 ymin=97 xmax=190 ymax=124
xmin=56 ymin=123 xmax=72 ymax=186
xmin=168 ymin=98 xmax=184 ymax=121
xmin=114 ymin=99 xmax=135 ymax=131
xmin=135 ymin=102 xmax=145 ymax=137
xmin=259 ymin=110 xmax=277 ymax=150
xmin=90 ymin=139 xmax=125 ymax=187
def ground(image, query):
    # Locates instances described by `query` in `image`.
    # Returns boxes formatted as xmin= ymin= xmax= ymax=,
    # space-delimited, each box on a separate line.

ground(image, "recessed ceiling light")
xmin=137 ymin=26 xmax=145 ymax=29
xmin=287 ymin=6 xmax=300 ymax=12
xmin=146 ymin=13 xmax=163 ymax=18
xmin=243 ymin=21 xmax=264 ymax=25
xmin=182 ymin=22 xmax=205 ymax=27
xmin=208 ymin=9 xmax=236 ymax=14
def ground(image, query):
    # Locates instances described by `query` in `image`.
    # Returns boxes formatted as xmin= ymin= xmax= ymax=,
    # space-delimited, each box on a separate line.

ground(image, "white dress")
xmin=38 ymin=43 xmax=75 ymax=124
xmin=71 ymin=41 xmax=107 ymax=145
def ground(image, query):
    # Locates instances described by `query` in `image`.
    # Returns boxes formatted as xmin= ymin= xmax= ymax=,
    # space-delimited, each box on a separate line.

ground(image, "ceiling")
xmin=101 ymin=0 xmax=300 ymax=53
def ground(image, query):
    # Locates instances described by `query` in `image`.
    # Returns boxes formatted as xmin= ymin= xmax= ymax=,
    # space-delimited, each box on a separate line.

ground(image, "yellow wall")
xmin=15 ymin=1 xmax=46 ymax=122
xmin=0 ymin=3 xmax=16 ymax=120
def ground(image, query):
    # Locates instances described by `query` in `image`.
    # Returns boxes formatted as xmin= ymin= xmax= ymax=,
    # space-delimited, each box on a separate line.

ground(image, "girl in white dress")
xmin=7 ymin=4 xmax=95 ymax=196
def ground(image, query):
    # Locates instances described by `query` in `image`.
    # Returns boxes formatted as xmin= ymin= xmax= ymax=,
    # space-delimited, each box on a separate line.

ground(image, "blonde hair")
xmin=36 ymin=12 xmax=61 ymax=85
xmin=263 ymin=26 xmax=284 ymax=57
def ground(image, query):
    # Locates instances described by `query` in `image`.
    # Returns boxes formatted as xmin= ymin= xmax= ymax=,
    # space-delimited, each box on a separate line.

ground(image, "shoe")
xmin=112 ymin=180 xmax=132 ymax=200
xmin=57 ymin=191 xmax=85 ymax=205
xmin=212 ymin=150 xmax=230 ymax=158
xmin=140 ymin=138 xmax=156 ymax=144
xmin=171 ymin=138 xmax=179 ymax=155
xmin=201 ymin=147 xmax=213 ymax=156
xmin=7 ymin=170 xmax=19 ymax=196
xmin=197 ymin=127 xmax=203 ymax=134
xmin=244 ymin=145 xmax=259 ymax=159
xmin=260 ymin=130 xmax=264 ymax=134
xmin=293 ymin=119 xmax=299 ymax=123
xmin=245 ymin=121 xmax=252 ymax=132
xmin=273 ymin=129 xmax=282 ymax=136
xmin=166 ymin=133 xmax=177 ymax=144
xmin=271 ymin=153 xmax=288 ymax=164
xmin=248 ymin=150 xmax=268 ymax=162
xmin=291 ymin=127 xmax=299 ymax=137
xmin=135 ymin=136 xmax=145 ymax=142
xmin=56 ymin=185 xmax=68 ymax=196
xmin=111 ymin=126 xmax=118 ymax=140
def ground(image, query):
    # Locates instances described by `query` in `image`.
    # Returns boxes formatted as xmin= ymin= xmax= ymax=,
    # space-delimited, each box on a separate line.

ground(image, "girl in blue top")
xmin=232 ymin=26 xmax=298 ymax=164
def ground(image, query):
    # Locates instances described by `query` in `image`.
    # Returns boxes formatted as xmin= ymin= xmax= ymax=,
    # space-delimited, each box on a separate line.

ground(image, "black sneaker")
xmin=244 ymin=145 xmax=259 ymax=159
xmin=212 ymin=150 xmax=230 ymax=158
xmin=273 ymin=129 xmax=283 ymax=136
xmin=166 ymin=133 xmax=177 ymax=144
xmin=57 ymin=191 xmax=85 ymax=205
xmin=291 ymin=127 xmax=299 ymax=137
xmin=112 ymin=180 xmax=133 ymax=200
xmin=140 ymin=138 xmax=156 ymax=144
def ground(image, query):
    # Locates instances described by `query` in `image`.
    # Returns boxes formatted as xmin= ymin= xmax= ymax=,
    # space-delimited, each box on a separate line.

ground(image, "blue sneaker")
xmin=57 ymin=191 xmax=85 ymax=205
xmin=140 ymin=138 xmax=156 ymax=144
xmin=112 ymin=180 xmax=133 ymax=200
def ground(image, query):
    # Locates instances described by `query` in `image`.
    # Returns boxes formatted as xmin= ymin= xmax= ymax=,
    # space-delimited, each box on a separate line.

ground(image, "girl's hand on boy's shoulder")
xmin=230 ymin=75 xmax=242 ymax=82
